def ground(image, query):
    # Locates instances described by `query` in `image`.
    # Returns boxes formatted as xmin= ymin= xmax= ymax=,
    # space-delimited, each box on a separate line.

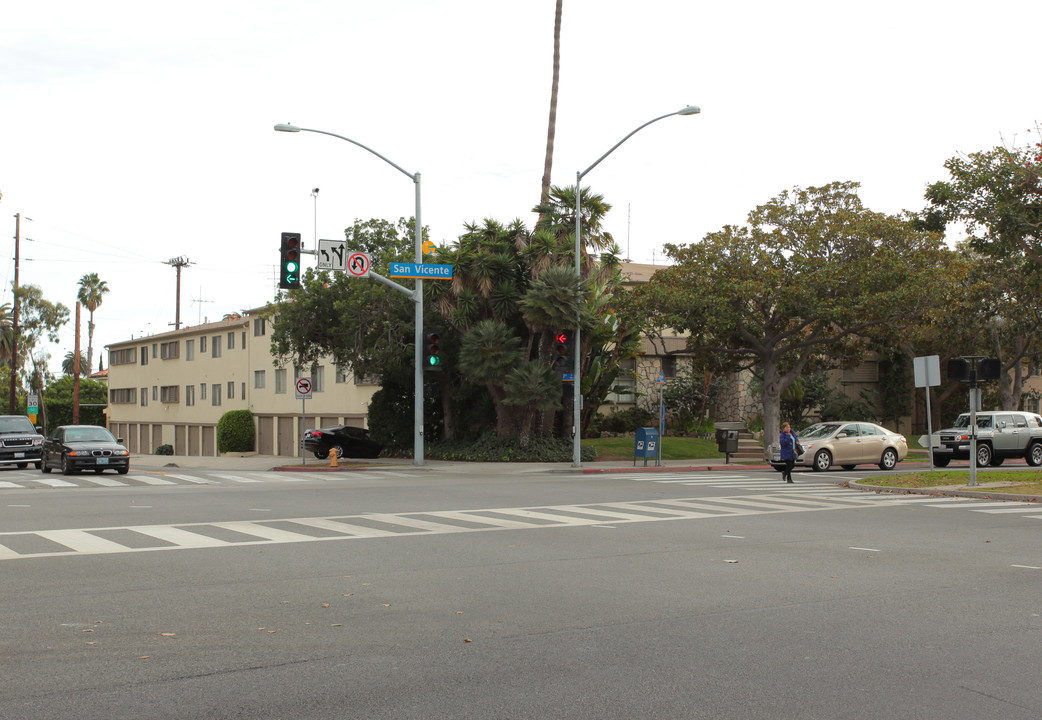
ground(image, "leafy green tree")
xmin=926 ymin=130 xmax=1042 ymax=263
xmin=41 ymin=376 xmax=107 ymax=430
xmin=76 ymin=273 xmax=109 ymax=375
xmin=633 ymin=182 xmax=950 ymax=448
xmin=269 ymin=218 xmax=418 ymax=379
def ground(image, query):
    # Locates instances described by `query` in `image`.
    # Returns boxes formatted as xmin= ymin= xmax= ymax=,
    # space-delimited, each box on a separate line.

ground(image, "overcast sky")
xmin=1 ymin=0 xmax=1039 ymax=373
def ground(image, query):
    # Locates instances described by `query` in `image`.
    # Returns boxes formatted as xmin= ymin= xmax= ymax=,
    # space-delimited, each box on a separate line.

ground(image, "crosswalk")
xmin=0 ymin=469 xmax=420 ymax=490
xmin=2 ymin=483 xmax=1039 ymax=561
xmin=0 ymin=491 xmax=884 ymax=561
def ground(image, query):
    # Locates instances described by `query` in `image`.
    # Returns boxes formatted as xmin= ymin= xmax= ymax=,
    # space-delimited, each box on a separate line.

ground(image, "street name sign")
xmin=388 ymin=262 xmax=453 ymax=279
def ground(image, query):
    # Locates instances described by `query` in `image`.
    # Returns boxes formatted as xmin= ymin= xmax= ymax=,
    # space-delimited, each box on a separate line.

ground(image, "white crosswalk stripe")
xmin=80 ymin=475 xmax=128 ymax=487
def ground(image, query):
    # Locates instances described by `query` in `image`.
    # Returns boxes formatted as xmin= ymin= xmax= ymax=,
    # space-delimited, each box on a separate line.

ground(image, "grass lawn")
xmin=583 ymin=435 xmax=723 ymax=462
xmin=861 ymin=469 xmax=1042 ymax=496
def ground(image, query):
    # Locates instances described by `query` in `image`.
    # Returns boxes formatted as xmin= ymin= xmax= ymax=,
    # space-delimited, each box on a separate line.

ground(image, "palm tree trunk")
xmin=86 ymin=316 xmax=95 ymax=375
xmin=538 ymin=0 xmax=563 ymax=209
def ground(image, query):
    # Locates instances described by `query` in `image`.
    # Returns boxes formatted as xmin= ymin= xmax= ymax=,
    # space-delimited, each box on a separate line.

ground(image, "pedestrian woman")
xmin=779 ymin=421 xmax=799 ymax=483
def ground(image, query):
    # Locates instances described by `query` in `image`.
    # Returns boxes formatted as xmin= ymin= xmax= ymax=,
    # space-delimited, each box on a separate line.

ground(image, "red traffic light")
xmin=554 ymin=332 xmax=568 ymax=344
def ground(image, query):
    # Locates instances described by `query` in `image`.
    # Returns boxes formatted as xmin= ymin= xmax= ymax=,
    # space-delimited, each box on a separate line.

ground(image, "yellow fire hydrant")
xmin=329 ymin=447 xmax=339 ymax=467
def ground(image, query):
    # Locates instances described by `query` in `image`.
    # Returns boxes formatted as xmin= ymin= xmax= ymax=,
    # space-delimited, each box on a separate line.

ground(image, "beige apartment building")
xmin=105 ymin=310 xmax=378 ymax=458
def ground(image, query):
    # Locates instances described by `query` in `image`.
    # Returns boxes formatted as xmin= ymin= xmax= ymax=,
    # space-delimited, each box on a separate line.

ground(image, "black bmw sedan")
xmin=41 ymin=425 xmax=131 ymax=475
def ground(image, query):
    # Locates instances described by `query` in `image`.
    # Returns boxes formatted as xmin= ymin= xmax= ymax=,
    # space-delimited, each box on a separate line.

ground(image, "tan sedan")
xmin=781 ymin=421 xmax=908 ymax=471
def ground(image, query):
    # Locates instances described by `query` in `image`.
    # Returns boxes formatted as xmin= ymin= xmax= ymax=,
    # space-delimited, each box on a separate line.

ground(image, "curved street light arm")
xmin=578 ymin=106 xmax=700 ymax=180
xmin=276 ymin=125 xmax=417 ymax=182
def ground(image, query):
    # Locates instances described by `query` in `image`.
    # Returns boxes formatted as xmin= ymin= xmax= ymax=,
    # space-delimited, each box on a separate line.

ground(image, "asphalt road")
xmin=1 ymin=463 xmax=1040 ymax=719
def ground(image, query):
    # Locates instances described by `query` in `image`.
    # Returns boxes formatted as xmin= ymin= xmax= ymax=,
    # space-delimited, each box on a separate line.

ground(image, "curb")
xmin=571 ymin=463 xmax=774 ymax=475
xmin=848 ymin=479 xmax=1042 ymax=503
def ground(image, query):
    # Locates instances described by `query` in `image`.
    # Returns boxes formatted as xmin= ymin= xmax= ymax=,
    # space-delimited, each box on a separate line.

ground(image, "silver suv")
xmin=924 ymin=411 xmax=1042 ymax=467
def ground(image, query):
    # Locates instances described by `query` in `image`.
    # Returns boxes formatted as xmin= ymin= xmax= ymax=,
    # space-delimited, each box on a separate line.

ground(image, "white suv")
xmin=924 ymin=412 xmax=1042 ymax=467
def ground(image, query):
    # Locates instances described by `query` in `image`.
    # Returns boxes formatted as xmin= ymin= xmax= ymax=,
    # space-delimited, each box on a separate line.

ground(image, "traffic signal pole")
xmin=275 ymin=124 xmax=425 ymax=467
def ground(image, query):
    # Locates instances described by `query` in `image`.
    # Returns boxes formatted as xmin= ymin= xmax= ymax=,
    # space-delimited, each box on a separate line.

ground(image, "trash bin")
xmin=715 ymin=429 xmax=739 ymax=454
xmin=715 ymin=428 xmax=739 ymax=463
xmin=634 ymin=427 xmax=660 ymax=467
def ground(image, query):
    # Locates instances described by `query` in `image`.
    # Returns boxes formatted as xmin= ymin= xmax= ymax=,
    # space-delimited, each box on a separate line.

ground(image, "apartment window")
xmin=140 ymin=388 xmax=148 ymax=407
xmin=140 ymin=347 xmax=149 ymax=366
xmin=200 ymin=335 xmax=207 ymax=354
xmin=160 ymin=385 xmax=179 ymax=403
xmin=241 ymin=331 xmax=246 ymax=349
xmin=335 ymin=366 xmax=349 ymax=384
xmin=254 ymin=370 xmax=266 ymax=389
xmin=275 ymin=368 xmax=287 ymax=394
xmin=186 ymin=384 xmax=195 ymax=406
xmin=211 ymin=384 xmax=221 ymax=406
xmin=607 ymin=358 xmax=637 ymax=404
xmin=661 ymin=355 xmax=677 ymax=379
xmin=227 ymin=331 xmax=235 ymax=350
xmin=211 ymin=335 xmax=222 ymax=358
xmin=152 ymin=386 xmax=158 ymax=401
xmin=253 ymin=318 xmax=266 ymax=336
xmin=200 ymin=383 xmax=207 ymax=400
xmin=152 ymin=343 xmax=158 ymax=359
xmin=241 ymin=382 xmax=246 ymax=400
xmin=227 ymin=381 xmax=235 ymax=400
xmin=160 ymin=341 xmax=179 ymax=360
xmin=110 ymin=348 xmax=136 ymax=365
xmin=110 ymin=388 xmax=136 ymax=404
xmin=312 ymin=366 xmax=325 ymax=392
xmin=185 ymin=339 xmax=195 ymax=361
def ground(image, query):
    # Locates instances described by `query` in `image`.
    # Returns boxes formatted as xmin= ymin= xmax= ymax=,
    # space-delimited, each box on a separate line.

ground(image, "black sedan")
xmin=41 ymin=425 xmax=130 ymax=475
xmin=303 ymin=426 xmax=382 ymax=460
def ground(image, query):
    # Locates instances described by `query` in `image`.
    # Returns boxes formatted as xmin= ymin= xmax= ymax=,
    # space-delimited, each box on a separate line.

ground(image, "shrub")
xmin=216 ymin=410 xmax=255 ymax=453
xmin=599 ymin=406 xmax=655 ymax=433
xmin=154 ymin=444 xmax=174 ymax=456
xmin=426 ymin=434 xmax=597 ymax=462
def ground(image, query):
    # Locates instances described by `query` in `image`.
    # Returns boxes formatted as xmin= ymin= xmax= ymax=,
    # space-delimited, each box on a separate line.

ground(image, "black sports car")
xmin=303 ymin=426 xmax=382 ymax=460
xmin=41 ymin=425 xmax=130 ymax=475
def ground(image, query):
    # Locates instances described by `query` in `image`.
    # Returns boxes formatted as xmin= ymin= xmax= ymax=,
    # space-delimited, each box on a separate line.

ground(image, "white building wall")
xmin=105 ymin=310 xmax=377 ymax=457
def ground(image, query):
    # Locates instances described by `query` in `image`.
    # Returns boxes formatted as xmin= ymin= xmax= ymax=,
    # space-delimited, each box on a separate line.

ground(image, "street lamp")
xmin=571 ymin=105 xmax=701 ymax=467
xmin=274 ymin=123 xmax=426 ymax=467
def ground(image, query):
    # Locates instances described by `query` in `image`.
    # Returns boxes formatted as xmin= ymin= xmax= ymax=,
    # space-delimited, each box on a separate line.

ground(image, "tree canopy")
xmin=633 ymin=181 xmax=952 ymax=447
xmin=926 ymin=131 xmax=1042 ymax=263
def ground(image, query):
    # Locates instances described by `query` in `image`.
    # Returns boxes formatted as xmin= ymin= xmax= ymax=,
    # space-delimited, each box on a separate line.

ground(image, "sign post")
xmin=295 ymin=377 xmax=312 ymax=465
xmin=913 ymin=355 xmax=940 ymax=470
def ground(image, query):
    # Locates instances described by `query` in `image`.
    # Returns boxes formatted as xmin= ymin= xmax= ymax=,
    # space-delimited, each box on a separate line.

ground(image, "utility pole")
xmin=73 ymin=302 xmax=81 ymax=423
xmin=165 ymin=256 xmax=192 ymax=331
xmin=8 ymin=213 xmax=20 ymax=414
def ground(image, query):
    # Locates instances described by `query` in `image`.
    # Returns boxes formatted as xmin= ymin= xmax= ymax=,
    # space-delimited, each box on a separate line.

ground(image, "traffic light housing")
xmin=552 ymin=331 xmax=573 ymax=371
xmin=280 ymin=232 xmax=302 ymax=290
xmin=424 ymin=329 xmax=442 ymax=370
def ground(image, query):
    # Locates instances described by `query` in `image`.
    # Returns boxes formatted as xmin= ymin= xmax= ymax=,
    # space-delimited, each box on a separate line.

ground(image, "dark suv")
xmin=0 ymin=415 xmax=45 ymax=469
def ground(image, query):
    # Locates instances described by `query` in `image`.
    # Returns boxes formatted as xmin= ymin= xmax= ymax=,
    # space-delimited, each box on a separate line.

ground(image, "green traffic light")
xmin=428 ymin=356 xmax=440 ymax=366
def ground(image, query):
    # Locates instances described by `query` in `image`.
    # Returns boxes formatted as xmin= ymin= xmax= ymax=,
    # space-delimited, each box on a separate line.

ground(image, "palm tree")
xmin=77 ymin=273 xmax=109 ymax=375
xmin=62 ymin=351 xmax=89 ymax=377
xmin=539 ymin=0 xmax=564 ymax=210
xmin=0 ymin=302 xmax=13 ymax=367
